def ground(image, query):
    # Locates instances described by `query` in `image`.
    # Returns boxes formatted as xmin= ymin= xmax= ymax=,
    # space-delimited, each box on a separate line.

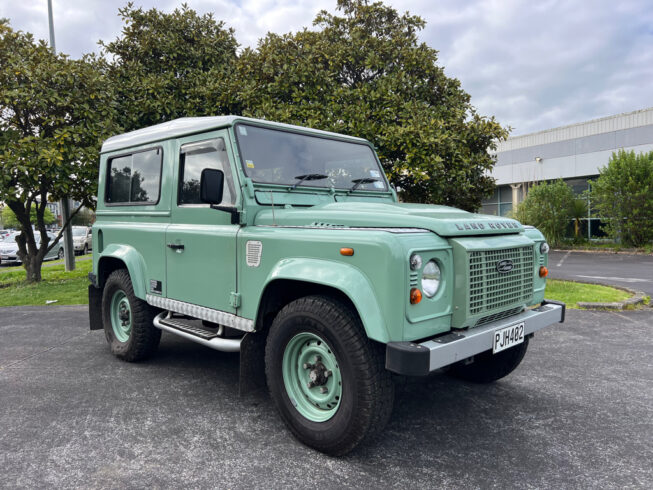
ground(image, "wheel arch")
xmin=96 ymin=244 xmax=148 ymax=299
xmin=255 ymin=259 xmax=389 ymax=343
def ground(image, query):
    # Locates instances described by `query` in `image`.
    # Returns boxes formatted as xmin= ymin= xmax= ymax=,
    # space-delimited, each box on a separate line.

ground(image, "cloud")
xmin=2 ymin=0 xmax=652 ymax=135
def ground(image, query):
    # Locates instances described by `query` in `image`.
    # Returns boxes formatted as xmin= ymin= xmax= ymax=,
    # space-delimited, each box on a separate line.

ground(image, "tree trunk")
xmin=24 ymin=256 xmax=43 ymax=283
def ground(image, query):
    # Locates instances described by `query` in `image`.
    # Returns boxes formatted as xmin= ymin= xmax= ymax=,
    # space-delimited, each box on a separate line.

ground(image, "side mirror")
xmin=200 ymin=168 xmax=224 ymax=205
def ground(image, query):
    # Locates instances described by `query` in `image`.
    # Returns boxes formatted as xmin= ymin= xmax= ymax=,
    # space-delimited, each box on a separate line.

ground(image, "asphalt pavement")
xmin=549 ymin=250 xmax=653 ymax=296
xmin=1 ymin=305 xmax=652 ymax=488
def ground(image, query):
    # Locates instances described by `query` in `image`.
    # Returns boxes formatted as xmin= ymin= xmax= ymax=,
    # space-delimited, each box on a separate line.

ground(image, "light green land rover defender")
xmin=88 ymin=116 xmax=565 ymax=455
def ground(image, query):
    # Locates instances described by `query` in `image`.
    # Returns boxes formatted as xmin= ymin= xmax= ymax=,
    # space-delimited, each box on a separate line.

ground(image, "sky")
xmin=2 ymin=0 xmax=652 ymax=136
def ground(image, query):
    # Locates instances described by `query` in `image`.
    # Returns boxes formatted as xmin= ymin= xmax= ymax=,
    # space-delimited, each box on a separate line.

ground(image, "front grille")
xmin=469 ymin=246 xmax=534 ymax=315
xmin=476 ymin=306 xmax=524 ymax=327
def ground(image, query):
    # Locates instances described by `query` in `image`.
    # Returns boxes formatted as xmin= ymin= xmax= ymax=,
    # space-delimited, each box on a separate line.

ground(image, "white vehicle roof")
xmin=101 ymin=116 xmax=368 ymax=153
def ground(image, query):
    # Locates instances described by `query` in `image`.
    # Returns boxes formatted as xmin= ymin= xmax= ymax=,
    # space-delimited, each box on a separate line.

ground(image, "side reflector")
xmin=539 ymin=266 xmax=548 ymax=278
xmin=410 ymin=288 xmax=422 ymax=304
xmin=340 ymin=247 xmax=354 ymax=256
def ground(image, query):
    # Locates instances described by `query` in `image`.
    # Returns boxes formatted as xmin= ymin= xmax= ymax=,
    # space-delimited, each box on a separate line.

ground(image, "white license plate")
xmin=493 ymin=322 xmax=525 ymax=354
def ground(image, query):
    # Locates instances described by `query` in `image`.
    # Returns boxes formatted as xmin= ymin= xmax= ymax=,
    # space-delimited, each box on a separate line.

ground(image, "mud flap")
xmin=239 ymin=331 xmax=267 ymax=396
xmin=88 ymin=285 xmax=103 ymax=330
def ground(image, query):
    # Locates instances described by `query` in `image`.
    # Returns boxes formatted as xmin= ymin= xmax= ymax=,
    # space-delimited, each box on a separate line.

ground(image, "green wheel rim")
xmin=110 ymin=290 xmax=132 ymax=343
xmin=282 ymin=332 xmax=343 ymax=422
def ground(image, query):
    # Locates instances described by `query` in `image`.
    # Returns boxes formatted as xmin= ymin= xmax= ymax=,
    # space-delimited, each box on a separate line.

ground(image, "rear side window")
xmin=179 ymin=138 xmax=235 ymax=205
xmin=106 ymin=148 xmax=162 ymax=204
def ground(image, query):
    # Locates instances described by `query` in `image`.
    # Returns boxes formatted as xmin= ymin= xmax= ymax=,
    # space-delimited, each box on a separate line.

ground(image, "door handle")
xmin=167 ymin=243 xmax=185 ymax=250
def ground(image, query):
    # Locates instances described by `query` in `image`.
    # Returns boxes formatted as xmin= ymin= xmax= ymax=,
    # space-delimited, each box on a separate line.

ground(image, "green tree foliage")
xmin=0 ymin=21 xmax=116 ymax=282
xmin=513 ymin=180 xmax=574 ymax=246
xmin=100 ymin=3 xmax=238 ymax=132
xmin=2 ymin=206 xmax=56 ymax=229
xmin=71 ymin=207 xmax=95 ymax=226
xmin=569 ymin=198 xmax=588 ymax=240
xmin=224 ymin=0 xmax=508 ymax=210
xmin=591 ymin=150 xmax=653 ymax=247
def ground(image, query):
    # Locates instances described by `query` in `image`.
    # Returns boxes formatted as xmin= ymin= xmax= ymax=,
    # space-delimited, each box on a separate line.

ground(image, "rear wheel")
xmin=57 ymin=248 xmax=64 ymax=260
xmin=265 ymin=295 xmax=394 ymax=456
xmin=447 ymin=338 xmax=529 ymax=383
xmin=102 ymin=269 xmax=161 ymax=361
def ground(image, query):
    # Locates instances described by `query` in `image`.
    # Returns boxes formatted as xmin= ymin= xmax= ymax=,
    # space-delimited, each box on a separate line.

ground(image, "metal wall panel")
xmin=495 ymin=107 xmax=653 ymax=153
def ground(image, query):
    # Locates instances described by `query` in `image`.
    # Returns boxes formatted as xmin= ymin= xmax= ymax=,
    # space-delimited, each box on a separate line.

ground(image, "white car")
xmin=0 ymin=232 xmax=65 ymax=264
xmin=72 ymin=226 xmax=93 ymax=255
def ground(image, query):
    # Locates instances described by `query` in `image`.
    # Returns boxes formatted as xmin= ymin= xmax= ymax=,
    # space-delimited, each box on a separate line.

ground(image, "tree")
xmin=570 ymin=198 xmax=588 ymax=240
xmin=591 ymin=149 xmax=653 ymax=247
xmin=513 ymin=180 xmax=574 ymax=246
xmin=0 ymin=21 xmax=117 ymax=282
xmin=2 ymin=205 xmax=56 ymax=229
xmin=225 ymin=0 xmax=508 ymax=210
xmin=100 ymin=3 xmax=238 ymax=132
xmin=71 ymin=207 xmax=95 ymax=226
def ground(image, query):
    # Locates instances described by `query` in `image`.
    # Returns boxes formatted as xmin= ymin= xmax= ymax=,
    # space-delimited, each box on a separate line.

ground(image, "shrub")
xmin=513 ymin=180 xmax=574 ymax=246
xmin=590 ymin=150 xmax=653 ymax=247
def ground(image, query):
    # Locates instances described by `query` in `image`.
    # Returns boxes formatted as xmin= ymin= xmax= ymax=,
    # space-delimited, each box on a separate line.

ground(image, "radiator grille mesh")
xmin=469 ymin=247 xmax=534 ymax=315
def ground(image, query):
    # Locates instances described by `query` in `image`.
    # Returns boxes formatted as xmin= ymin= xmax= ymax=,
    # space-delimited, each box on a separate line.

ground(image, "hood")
xmin=253 ymin=202 xmax=522 ymax=237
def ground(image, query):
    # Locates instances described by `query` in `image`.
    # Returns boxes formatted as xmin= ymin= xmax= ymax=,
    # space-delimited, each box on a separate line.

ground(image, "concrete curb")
xmin=552 ymin=248 xmax=653 ymax=256
xmin=572 ymin=281 xmax=648 ymax=310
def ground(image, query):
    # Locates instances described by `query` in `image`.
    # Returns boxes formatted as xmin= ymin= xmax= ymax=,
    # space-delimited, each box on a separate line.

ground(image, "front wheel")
xmin=102 ymin=269 xmax=161 ymax=362
xmin=265 ymin=295 xmax=394 ymax=456
xmin=447 ymin=337 xmax=529 ymax=383
xmin=57 ymin=248 xmax=64 ymax=260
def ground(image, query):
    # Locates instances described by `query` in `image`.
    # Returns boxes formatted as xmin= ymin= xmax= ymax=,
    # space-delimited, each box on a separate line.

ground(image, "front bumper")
xmin=386 ymin=300 xmax=565 ymax=376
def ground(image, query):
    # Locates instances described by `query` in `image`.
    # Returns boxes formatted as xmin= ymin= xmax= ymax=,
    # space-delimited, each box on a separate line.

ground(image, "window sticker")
xmin=373 ymin=181 xmax=385 ymax=189
xmin=239 ymin=126 xmax=248 ymax=136
xmin=246 ymin=160 xmax=255 ymax=168
xmin=370 ymin=170 xmax=380 ymax=178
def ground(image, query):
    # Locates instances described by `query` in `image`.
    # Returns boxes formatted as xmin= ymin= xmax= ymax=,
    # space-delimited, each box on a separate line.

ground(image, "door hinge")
xmin=229 ymin=292 xmax=241 ymax=308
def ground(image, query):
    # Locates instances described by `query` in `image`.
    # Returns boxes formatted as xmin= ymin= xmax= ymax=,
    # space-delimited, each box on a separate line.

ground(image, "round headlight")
xmin=540 ymin=242 xmax=550 ymax=254
xmin=410 ymin=253 xmax=423 ymax=271
xmin=421 ymin=260 xmax=441 ymax=298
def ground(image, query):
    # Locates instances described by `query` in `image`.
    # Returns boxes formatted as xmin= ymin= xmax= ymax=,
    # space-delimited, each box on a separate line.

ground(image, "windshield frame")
xmin=233 ymin=122 xmax=390 ymax=193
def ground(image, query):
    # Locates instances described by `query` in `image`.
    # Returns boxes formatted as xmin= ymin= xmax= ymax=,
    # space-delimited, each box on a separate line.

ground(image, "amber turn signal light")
xmin=539 ymin=266 xmax=548 ymax=278
xmin=410 ymin=288 xmax=422 ymax=304
xmin=340 ymin=247 xmax=354 ymax=256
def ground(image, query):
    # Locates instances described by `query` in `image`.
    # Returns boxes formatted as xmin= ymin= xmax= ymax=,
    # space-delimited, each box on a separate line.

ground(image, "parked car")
xmin=0 ymin=232 xmax=65 ymax=264
xmin=89 ymin=116 xmax=564 ymax=455
xmin=72 ymin=226 xmax=93 ymax=255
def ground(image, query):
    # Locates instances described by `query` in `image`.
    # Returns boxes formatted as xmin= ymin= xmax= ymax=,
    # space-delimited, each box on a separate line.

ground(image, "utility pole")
xmin=48 ymin=0 xmax=75 ymax=271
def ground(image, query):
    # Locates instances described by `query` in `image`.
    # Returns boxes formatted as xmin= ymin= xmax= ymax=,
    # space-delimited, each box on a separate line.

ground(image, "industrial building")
xmin=481 ymin=107 xmax=653 ymax=237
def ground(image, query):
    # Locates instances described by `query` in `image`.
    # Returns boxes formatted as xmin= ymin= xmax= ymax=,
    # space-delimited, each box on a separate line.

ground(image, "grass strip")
xmin=0 ymin=258 xmax=92 ymax=307
xmin=545 ymin=279 xmax=631 ymax=309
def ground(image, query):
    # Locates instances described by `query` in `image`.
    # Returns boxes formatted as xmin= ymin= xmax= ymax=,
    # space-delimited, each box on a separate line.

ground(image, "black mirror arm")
xmin=210 ymin=204 xmax=240 ymax=224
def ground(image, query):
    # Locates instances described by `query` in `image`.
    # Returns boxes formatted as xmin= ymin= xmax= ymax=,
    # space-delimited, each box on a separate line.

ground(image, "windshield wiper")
xmin=290 ymin=174 xmax=328 ymax=190
xmin=350 ymin=178 xmax=379 ymax=191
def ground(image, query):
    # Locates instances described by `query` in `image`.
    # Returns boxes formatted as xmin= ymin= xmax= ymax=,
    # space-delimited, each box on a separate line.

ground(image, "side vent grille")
xmin=409 ymin=271 xmax=419 ymax=288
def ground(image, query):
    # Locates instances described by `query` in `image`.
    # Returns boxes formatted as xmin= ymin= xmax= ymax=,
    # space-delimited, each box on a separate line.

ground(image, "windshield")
xmin=72 ymin=228 xmax=86 ymax=236
xmin=235 ymin=124 xmax=388 ymax=191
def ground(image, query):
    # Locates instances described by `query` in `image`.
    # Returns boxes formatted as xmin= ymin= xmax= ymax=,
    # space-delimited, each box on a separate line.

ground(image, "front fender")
xmin=263 ymin=258 xmax=389 ymax=343
xmin=97 ymin=244 xmax=148 ymax=299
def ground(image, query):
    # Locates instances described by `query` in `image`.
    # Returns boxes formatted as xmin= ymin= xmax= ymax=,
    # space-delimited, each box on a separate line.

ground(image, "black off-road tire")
xmin=102 ymin=269 xmax=161 ymax=362
xmin=265 ymin=295 xmax=394 ymax=456
xmin=447 ymin=337 xmax=529 ymax=383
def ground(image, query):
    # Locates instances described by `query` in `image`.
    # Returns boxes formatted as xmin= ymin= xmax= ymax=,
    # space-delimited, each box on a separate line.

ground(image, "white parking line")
xmin=556 ymin=250 xmax=572 ymax=267
xmin=577 ymin=275 xmax=651 ymax=283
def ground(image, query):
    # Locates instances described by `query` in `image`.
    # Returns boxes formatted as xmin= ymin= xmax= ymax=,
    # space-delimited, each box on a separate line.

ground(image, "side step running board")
xmin=153 ymin=311 xmax=242 ymax=353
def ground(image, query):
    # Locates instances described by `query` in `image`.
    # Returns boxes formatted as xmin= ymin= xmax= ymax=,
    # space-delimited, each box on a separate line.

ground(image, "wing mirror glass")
xmin=200 ymin=168 xmax=224 ymax=205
